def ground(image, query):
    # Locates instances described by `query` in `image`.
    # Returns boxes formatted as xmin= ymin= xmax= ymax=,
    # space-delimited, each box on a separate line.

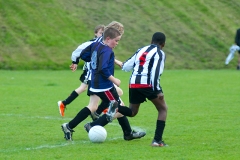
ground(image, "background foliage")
xmin=0 ymin=0 xmax=240 ymax=70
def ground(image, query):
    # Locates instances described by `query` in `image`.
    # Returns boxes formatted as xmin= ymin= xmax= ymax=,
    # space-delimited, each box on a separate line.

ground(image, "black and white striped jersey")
xmin=70 ymin=36 xmax=103 ymax=81
xmin=71 ymin=36 xmax=103 ymax=64
xmin=122 ymin=44 xmax=165 ymax=91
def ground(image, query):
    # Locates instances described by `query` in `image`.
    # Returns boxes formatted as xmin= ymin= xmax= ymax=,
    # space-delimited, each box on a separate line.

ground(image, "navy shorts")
xmin=129 ymin=87 xmax=162 ymax=104
xmin=88 ymin=86 xmax=121 ymax=104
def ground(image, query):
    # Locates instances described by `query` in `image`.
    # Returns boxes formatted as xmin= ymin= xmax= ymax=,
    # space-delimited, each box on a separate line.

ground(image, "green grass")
xmin=1 ymin=0 xmax=240 ymax=69
xmin=1 ymin=70 xmax=240 ymax=159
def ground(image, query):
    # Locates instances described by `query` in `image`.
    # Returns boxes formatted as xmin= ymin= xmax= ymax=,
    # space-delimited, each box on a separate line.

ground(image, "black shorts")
xmin=88 ymin=86 xmax=121 ymax=104
xmin=129 ymin=87 xmax=162 ymax=104
xmin=79 ymin=70 xmax=88 ymax=84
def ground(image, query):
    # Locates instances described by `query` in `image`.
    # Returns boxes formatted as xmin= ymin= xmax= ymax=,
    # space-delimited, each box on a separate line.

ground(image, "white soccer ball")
xmin=88 ymin=125 xmax=107 ymax=143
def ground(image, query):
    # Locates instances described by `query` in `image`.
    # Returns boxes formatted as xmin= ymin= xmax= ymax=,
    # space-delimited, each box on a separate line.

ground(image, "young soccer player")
xmin=58 ymin=23 xmax=124 ymax=117
xmin=58 ymin=24 xmax=105 ymax=117
xmin=90 ymin=32 xmax=168 ymax=147
xmin=61 ymin=25 xmax=145 ymax=141
xmin=225 ymin=28 xmax=240 ymax=70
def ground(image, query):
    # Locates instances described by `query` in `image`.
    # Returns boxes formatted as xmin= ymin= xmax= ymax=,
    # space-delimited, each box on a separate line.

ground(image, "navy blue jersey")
xmin=81 ymin=41 xmax=115 ymax=91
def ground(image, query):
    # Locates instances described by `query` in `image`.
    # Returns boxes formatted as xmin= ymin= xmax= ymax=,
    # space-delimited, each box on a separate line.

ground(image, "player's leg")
xmin=85 ymin=87 xmax=146 ymax=140
xmin=91 ymin=96 xmax=125 ymax=121
xmin=61 ymin=95 xmax=100 ymax=140
xmin=58 ymin=83 xmax=88 ymax=117
xmin=237 ymin=49 xmax=240 ymax=70
xmin=225 ymin=44 xmax=237 ymax=65
xmin=114 ymin=84 xmax=123 ymax=96
xmin=149 ymin=92 xmax=168 ymax=147
xmin=58 ymin=69 xmax=89 ymax=117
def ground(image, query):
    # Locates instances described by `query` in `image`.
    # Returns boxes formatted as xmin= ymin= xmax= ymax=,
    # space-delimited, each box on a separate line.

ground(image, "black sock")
xmin=68 ymin=107 xmax=91 ymax=129
xmin=62 ymin=90 xmax=79 ymax=105
xmin=118 ymin=105 xmax=133 ymax=117
xmin=154 ymin=120 xmax=165 ymax=142
xmin=117 ymin=116 xmax=132 ymax=136
xmin=90 ymin=114 xmax=109 ymax=127
xmin=95 ymin=101 xmax=108 ymax=115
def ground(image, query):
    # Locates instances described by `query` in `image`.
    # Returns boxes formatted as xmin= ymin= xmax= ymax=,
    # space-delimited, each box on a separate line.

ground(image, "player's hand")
xmin=70 ymin=64 xmax=78 ymax=72
xmin=114 ymin=78 xmax=121 ymax=87
xmin=115 ymin=59 xmax=123 ymax=68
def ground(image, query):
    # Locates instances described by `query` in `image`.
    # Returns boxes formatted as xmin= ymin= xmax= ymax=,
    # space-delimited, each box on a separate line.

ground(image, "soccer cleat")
xmin=58 ymin=101 xmax=66 ymax=117
xmin=124 ymin=130 xmax=146 ymax=141
xmin=106 ymin=100 xmax=118 ymax=122
xmin=84 ymin=122 xmax=92 ymax=133
xmin=61 ymin=123 xmax=74 ymax=140
xmin=151 ymin=139 xmax=168 ymax=147
xmin=90 ymin=111 xmax=100 ymax=121
xmin=102 ymin=108 xmax=108 ymax=114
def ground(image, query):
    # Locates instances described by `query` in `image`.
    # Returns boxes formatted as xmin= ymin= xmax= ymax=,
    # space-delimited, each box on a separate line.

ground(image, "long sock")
xmin=154 ymin=120 xmax=166 ymax=142
xmin=68 ymin=107 xmax=91 ymax=129
xmin=90 ymin=114 xmax=109 ymax=127
xmin=118 ymin=105 xmax=133 ymax=117
xmin=62 ymin=90 xmax=78 ymax=106
xmin=117 ymin=116 xmax=132 ymax=136
xmin=95 ymin=101 xmax=108 ymax=115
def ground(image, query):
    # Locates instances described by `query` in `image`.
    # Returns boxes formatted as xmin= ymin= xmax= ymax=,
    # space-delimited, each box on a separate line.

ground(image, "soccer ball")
xmin=88 ymin=125 xmax=107 ymax=143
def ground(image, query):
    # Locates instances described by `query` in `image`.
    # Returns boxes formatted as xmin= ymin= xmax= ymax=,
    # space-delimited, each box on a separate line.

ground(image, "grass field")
xmin=1 ymin=70 xmax=240 ymax=159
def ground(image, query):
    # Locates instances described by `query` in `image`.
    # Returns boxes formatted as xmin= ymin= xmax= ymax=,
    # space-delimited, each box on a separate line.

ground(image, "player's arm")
xmin=70 ymin=41 xmax=93 ymax=71
xmin=122 ymin=53 xmax=137 ymax=72
xmin=108 ymin=75 xmax=121 ymax=87
xmin=99 ymin=50 xmax=121 ymax=86
xmin=114 ymin=59 xmax=123 ymax=68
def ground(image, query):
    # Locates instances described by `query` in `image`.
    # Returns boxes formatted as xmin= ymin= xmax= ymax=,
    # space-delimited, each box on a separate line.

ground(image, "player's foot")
xmin=90 ymin=111 xmax=100 ymax=121
xmin=84 ymin=122 xmax=92 ymax=133
xmin=124 ymin=130 xmax=146 ymax=141
xmin=58 ymin=101 xmax=66 ymax=117
xmin=61 ymin=123 xmax=74 ymax=141
xmin=102 ymin=108 xmax=108 ymax=114
xmin=106 ymin=100 xmax=118 ymax=122
xmin=151 ymin=139 xmax=168 ymax=147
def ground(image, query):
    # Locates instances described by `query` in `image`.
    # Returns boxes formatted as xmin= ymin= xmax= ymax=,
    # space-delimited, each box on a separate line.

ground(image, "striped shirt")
xmin=71 ymin=37 xmax=103 ymax=64
xmin=122 ymin=44 xmax=165 ymax=91
xmin=70 ymin=36 xmax=103 ymax=81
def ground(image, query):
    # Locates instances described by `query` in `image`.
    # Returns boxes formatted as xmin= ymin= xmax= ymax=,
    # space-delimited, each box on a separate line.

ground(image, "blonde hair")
xmin=94 ymin=24 xmax=105 ymax=34
xmin=105 ymin=21 xmax=124 ymax=35
xmin=103 ymin=27 xmax=121 ymax=40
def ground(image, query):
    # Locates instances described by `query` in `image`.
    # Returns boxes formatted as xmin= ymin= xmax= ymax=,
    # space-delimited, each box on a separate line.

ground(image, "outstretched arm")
xmin=114 ymin=59 xmax=123 ymax=68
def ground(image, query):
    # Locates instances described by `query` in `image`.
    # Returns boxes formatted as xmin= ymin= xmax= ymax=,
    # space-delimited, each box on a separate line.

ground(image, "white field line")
xmin=1 ymin=113 xmax=147 ymax=130
xmin=1 ymin=113 xmax=147 ymax=153
xmin=1 ymin=113 xmax=72 ymax=121
xmin=0 ymin=137 xmax=123 ymax=153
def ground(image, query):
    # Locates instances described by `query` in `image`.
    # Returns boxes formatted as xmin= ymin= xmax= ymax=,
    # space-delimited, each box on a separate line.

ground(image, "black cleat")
xmin=124 ymin=130 xmax=146 ymax=141
xmin=61 ymin=123 xmax=74 ymax=141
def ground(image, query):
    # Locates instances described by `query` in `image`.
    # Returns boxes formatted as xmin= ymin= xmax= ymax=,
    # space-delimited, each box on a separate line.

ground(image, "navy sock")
xmin=117 ymin=116 xmax=132 ymax=136
xmin=154 ymin=120 xmax=165 ymax=142
xmin=68 ymin=107 xmax=91 ymax=129
xmin=118 ymin=105 xmax=133 ymax=117
xmin=95 ymin=101 xmax=108 ymax=115
xmin=90 ymin=114 xmax=109 ymax=127
xmin=62 ymin=90 xmax=78 ymax=106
